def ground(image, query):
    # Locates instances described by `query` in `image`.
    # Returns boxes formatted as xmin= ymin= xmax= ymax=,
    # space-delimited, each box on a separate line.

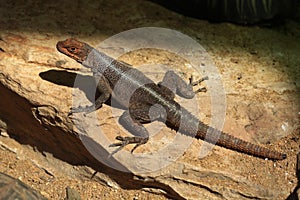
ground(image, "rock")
xmin=0 ymin=1 xmax=299 ymax=199
xmin=0 ymin=31 xmax=288 ymax=200
xmin=0 ymin=172 xmax=47 ymax=200
xmin=65 ymin=186 xmax=81 ymax=200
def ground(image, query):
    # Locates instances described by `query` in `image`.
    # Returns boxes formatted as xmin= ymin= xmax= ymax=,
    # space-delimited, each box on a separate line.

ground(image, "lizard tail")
xmin=169 ymin=107 xmax=287 ymax=160
xmin=195 ymin=121 xmax=287 ymax=160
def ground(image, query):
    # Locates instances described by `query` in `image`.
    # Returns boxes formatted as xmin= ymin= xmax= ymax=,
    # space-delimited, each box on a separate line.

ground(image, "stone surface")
xmin=0 ymin=172 xmax=47 ymax=200
xmin=0 ymin=0 xmax=299 ymax=199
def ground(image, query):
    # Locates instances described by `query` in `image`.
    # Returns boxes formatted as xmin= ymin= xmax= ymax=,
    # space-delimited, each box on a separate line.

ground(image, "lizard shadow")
xmin=39 ymin=69 xmax=120 ymax=108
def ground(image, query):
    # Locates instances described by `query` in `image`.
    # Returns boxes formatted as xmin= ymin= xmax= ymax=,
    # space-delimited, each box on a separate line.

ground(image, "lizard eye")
xmin=69 ymin=47 xmax=76 ymax=52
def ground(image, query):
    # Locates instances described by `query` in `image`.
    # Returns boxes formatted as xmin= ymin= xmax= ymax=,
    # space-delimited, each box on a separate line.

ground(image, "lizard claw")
xmin=68 ymin=105 xmax=98 ymax=116
xmin=195 ymin=87 xmax=207 ymax=93
xmin=68 ymin=108 xmax=87 ymax=117
xmin=68 ymin=110 xmax=73 ymax=116
xmin=189 ymin=75 xmax=208 ymax=86
xmin=109 ymin=136 xmax=148 ymax=155
xmin=109 ymin=137 xmax=130 ymax=156
xmin=189 ymin=75 xmax=208 ymax=93
xmin=109 ymin=136 xmax=129 ymax=147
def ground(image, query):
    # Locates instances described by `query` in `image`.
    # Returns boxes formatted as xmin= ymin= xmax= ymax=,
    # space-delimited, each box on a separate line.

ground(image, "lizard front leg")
xmin=69 ymin=75 xmax=112 ymax=115
xmin=158 ymin=70 xmax=208 ymax=99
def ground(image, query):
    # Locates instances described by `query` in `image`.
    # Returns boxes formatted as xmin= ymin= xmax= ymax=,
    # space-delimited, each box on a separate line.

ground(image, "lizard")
xmin=56 ymin=38 xmax=286 ymax=160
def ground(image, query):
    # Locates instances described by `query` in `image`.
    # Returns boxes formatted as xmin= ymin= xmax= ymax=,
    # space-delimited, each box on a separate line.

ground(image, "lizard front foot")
xmin=68 ymin=105 xmax=100 ymax=116
xmin=109 ymin=136 xmax=148 ymax=155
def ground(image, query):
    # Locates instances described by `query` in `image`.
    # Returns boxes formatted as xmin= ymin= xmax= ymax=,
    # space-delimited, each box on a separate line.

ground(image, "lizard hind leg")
xmin=109 ymin=109 xmax=154 ymax=155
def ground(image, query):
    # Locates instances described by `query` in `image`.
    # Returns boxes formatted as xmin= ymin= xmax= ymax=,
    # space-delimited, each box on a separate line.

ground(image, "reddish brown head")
xmin=56 ymin=38 xmax=92 ymax=63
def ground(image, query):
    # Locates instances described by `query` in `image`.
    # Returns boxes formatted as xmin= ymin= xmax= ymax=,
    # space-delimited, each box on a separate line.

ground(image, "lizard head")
xmin=56 ymin=38 xmax=92 ymax=64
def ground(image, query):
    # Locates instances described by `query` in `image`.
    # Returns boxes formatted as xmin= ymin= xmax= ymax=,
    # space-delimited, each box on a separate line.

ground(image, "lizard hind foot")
xmin=109 ymin=136 xmax=148 ymax=155
xmin=195 ymin=87 xmax=207 ymax=93
xmin=189 ymin=75 xmax=209 ymax=86
xmin=189 ymin=75 xmax=208 ymax=93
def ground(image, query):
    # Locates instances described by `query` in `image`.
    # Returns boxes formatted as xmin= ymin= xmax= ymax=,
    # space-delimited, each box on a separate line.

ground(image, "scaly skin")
xmin=57 ymin=38 xmax=286 ymax=160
